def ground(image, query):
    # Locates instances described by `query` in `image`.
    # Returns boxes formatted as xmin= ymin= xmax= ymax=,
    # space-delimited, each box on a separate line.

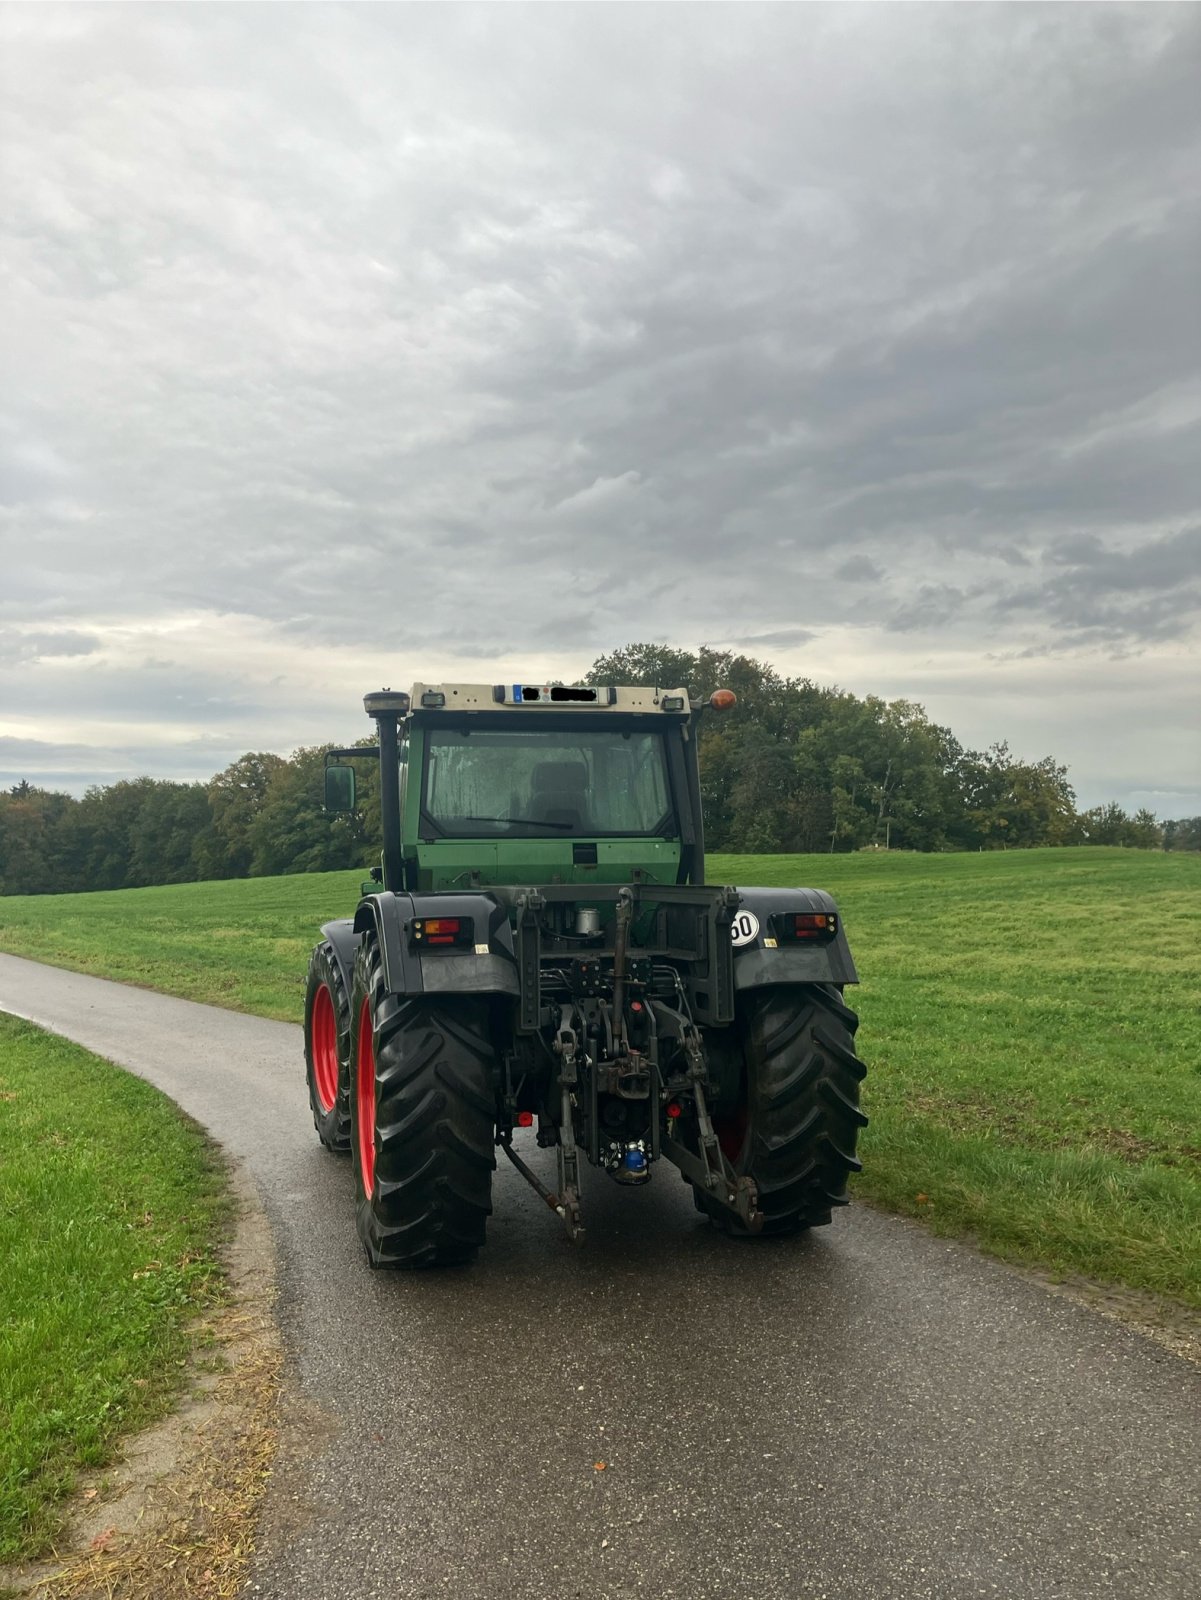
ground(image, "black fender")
xmin=350 ymin=891 xmax=520 ymax=999
xmin=729 ymin=886 xmax=859 ymax=989
xmin=318 ymin=918 xmax=361 ymax=1001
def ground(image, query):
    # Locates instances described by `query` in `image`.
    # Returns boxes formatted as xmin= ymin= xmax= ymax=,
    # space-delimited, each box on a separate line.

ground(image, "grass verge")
xmin=1 ymin=847 xmax=1198 ymax=1309
xmin=0 ymin=1017 xmax=229 ymax=1563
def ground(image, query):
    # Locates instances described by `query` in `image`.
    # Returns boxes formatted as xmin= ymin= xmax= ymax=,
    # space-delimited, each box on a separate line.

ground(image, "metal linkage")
xmin=610 ymin=887 xmax=634 ymax=1049
xmin=496 ymin=1017 xmax=586 ymax=1242
xmin=552 ymin=1020 xmax=586 ymax=1244
xmin=498 ymin=1138 xmax=565 ymax=1218
xmin=661 ymin=1023 xmax=764 ymax=1232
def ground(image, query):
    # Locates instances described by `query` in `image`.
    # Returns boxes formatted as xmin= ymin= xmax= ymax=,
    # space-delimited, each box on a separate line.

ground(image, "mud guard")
xmin=730 ymin=887 xmax=859 ymax=989
xmin=318 ymin=918 xmax=361 ymax=1001
xmin=346 ymin=891 xmax=520 ymax=999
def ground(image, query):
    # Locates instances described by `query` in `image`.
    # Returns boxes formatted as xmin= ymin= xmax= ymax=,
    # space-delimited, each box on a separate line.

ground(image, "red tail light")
xmin=773 ymin=912 xmax=837 ymax=943
xmin=409 ymin=916 xmax=474 ymax=949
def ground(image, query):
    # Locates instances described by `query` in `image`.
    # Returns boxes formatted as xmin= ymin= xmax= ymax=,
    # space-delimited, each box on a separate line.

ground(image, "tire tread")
xmin=700 ymin=983 xmax=867 ymax=1236
xmin=303 ymin=941 xmax=352 ymax=1152
xmin=350 ymin=936 xmax=496 ymax=1269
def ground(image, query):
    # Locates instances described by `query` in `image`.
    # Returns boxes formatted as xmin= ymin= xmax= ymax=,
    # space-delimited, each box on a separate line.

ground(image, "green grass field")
xmin=1 ymin=848 xmax=1198 ymax=1308
xmin=0 ymin=1018 xmax=228 ymax=1561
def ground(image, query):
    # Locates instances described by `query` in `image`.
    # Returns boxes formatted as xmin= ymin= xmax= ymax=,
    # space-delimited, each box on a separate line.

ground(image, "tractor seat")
xmin=530 ymin=761 xmax=589 ymax=830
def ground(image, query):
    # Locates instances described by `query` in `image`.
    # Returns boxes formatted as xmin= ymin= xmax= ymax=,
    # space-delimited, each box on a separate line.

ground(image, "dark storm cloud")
xmin=0 ymin=2 xmax=1197 ymax=805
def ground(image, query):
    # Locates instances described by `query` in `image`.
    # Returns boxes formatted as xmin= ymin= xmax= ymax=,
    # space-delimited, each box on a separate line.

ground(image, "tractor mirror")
xmin=324 ymin=763 xmax=356 ymax=812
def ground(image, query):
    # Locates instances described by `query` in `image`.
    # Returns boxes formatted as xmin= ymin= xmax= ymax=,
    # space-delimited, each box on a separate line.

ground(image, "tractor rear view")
xmin=303 ymin=681 xmax=867 ymax=1267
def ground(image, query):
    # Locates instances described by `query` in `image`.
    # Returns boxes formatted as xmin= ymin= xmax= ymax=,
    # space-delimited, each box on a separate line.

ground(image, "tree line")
xmin=1 ymin=644 xmax=1196 ymax=896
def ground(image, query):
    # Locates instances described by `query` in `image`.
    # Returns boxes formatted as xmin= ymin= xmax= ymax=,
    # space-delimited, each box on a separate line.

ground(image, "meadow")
xmin=1 ymin=847 xmax=1198 ymax=1308
xmin=0 ymin=1018 xmax=227 ymax=1561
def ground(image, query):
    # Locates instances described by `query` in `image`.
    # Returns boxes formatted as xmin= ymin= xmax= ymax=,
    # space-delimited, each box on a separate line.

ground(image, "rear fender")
xmin=319 ymin=918 xmax=360 ymax=998
xmin=729 ymin=886 xmax=859 ymax=989
xmin=351 ymin=891 xmax=519 ymax=998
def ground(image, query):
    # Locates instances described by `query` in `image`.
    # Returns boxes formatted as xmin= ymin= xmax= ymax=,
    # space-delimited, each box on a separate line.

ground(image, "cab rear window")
xmin=423 ymin=728 xmax=673 ymax=838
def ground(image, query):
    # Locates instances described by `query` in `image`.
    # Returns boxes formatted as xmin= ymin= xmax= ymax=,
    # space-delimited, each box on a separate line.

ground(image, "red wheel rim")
xmin=714 ymin=1060 xmax=749 ymax=1164
xmin=715 ymin=1103 xmax=749 ymax=1164
xmin=311 ymin=983 xmax=338 ymax=1113
xmin=356 ymin=997 xmax=376 ymax=1193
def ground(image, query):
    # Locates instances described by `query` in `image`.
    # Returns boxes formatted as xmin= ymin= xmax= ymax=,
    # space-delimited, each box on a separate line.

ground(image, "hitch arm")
xmin=550 ymin=1022 xmax=586 ymax=1245
xmin=499 ymin=1139 xmax=570 ymax=1219
xmin=662 ymin=1028 xmax=763 ymax=1233
xmin=662 ymin=1124 xmax=763 ymax=1235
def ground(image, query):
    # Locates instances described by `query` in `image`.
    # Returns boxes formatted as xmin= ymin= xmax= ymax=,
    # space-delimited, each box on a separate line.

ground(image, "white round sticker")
xmin=730 ymin=910 xmax=760 ymax=947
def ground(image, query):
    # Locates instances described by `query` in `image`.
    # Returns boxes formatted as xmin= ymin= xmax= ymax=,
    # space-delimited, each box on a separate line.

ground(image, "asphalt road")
xmin=2 ymin=951 xmax=1197 ymax=1599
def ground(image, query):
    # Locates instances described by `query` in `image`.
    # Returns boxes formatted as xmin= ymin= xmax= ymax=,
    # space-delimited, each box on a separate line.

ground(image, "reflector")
xmin=774 ymin=911 xmax=837 ymax=943
xmin=410 ymin=916 xmax=473 ymax=949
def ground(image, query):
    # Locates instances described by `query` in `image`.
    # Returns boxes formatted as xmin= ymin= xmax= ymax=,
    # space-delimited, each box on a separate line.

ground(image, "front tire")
xmin=349 ymin=934 xmax=497 ymax=1269
xmin=698 ymin=984 xmax=868 ymax=1235
xmin=304 ymin=941 xmax=352 ymax=1152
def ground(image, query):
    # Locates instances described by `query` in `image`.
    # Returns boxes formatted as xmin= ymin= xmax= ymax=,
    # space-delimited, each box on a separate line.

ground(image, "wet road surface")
xmin=2 ymin=951 xmax=1197 ymax=1599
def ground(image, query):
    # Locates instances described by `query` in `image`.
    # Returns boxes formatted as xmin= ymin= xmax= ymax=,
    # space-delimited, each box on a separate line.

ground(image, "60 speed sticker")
xmin=730 ymin=910 xmax=760 ymax=947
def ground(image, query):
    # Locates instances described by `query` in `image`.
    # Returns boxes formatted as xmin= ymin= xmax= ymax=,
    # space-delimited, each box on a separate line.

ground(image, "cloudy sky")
xmin=2 ymin=2 xmax=1198 ymax=816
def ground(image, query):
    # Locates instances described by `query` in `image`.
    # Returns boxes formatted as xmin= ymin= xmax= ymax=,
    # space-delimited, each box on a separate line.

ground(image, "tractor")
xmin=303 ymin=681 xmax=867 ymax=1267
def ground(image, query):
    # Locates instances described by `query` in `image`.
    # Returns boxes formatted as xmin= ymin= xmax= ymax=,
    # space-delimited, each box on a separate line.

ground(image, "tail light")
xmin=772 ymin=911 xmax=837 ymax=943
xmin=409 ymin=916 xmax=474 ymax=950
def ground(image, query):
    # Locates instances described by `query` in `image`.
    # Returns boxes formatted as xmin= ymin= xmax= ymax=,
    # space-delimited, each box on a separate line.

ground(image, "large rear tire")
xmin=698 ymin=983 xmax=867 ymax=1236
xmin=304 ymin=941 xmax=352 ymax=1152
xmin=349 ymin=934 xmax=497 ymax=1269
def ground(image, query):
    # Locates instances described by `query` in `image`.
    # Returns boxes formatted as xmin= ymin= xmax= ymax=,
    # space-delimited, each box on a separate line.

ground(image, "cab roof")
xmin=408 ymin=683 xmax=690 ymax=714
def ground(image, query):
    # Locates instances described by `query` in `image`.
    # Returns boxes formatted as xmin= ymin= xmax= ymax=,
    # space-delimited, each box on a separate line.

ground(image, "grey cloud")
xmin=991 ymin=526 xmax=1201 ymax=645
xmin=0 ymin=423 xmax=76 ymax=505
xmin=1041 ymin=527 xmax=1201 ymax=592
xmin=729 ymin=628 xmax=817 ymax=650
xmin=0 ymin=3 xmax=1197 ymax=795
xmin=832 ymin=558 xmax=884 ymax=584
xmin=0 ymin=627 xmax=101 ymax=666
xmin=0 ymin=660 xmax=264 ymax=723
xmin=0 ymin=732 xmax=243 ymax=791
xmin=887 ymin=586 xmax=970 ymax=635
